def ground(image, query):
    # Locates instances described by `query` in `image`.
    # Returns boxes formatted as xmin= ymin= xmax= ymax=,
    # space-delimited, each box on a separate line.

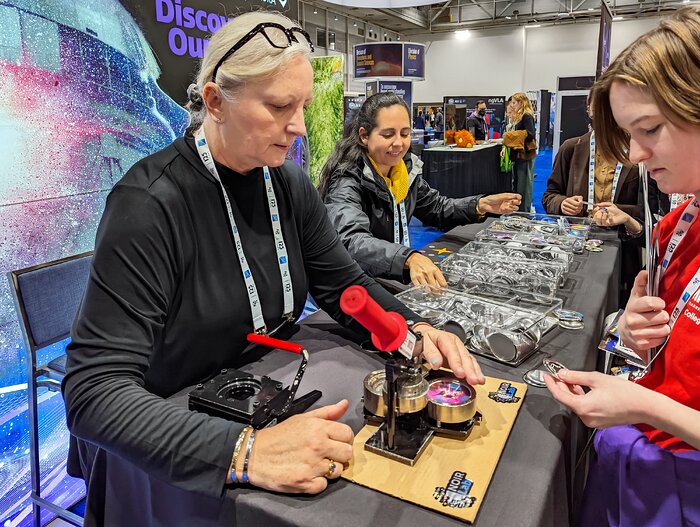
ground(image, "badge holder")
xmin=188 ymin=334 xmax=321 ymax=428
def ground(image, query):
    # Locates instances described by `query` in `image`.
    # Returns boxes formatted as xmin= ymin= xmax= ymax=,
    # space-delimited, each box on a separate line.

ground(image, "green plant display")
xmin=306 ymin=55 xmax=344 ymax=186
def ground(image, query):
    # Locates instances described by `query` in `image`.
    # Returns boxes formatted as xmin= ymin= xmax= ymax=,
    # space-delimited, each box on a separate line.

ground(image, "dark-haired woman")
xmin=319 ymin=92 xmax=521 ymax=288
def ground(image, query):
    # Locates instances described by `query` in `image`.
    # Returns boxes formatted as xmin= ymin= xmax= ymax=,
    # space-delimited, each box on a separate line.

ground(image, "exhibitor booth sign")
xmin=354 ymin=42 xmax=426 ymax=80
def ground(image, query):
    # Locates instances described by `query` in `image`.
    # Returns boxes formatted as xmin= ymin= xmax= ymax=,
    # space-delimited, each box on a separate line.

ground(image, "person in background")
xmin=466 ymin=100 xmax=489 ymax=142
xmin=414 ymin=110 xmax=425 ymax=130
xmin=319 ymin=92 xmax=521 ymax=289
xmin=545 ymin=8 xmax=700 ymax=525
xmin=502 ymin=92 xmax=537 ymax=212
xmin=435 ymin=108 xmax=444 ymax=139
xmin=542 ymin=96 xmax=642 ymax=303
xmin=63 ymin=11 xmax=485 ymax=525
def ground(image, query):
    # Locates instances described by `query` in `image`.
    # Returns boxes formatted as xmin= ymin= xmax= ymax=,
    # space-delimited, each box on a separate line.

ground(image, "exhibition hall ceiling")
xmin=310 ymin=0 xmax=687 ymax=33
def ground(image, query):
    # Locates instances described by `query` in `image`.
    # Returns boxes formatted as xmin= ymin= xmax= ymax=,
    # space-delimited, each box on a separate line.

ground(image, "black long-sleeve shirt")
xmin=63 ymin=137 xmax=420 ymax=500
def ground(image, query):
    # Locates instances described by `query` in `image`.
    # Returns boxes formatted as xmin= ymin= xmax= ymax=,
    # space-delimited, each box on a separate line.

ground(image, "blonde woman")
xmin=545 ymin=8 xmax=700 ymax=525
xmin=63 ymin=11 xmax=485 ymax=525
xmin=502 ymin=92 xmax=537 ymax=211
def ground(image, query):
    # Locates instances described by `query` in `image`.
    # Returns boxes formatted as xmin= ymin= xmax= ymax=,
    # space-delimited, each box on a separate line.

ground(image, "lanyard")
xmin=194 ymin=128 xmax=294 ymax=334
xmin=636 ymin=198 xmax=700 ymax=376
xmin=659 ymin=198 xmax=700 ymax=330
xmin=587 ymin=132 xmax=623 ymax=212
xmin=670 ymin=193 xmax=693 ymax=211
xmin=392 ymin=198 xmax=410 ymax=247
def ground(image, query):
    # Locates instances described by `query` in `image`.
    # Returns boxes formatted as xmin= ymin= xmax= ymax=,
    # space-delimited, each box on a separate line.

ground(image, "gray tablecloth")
xmin=90 ymin=224 xmax=620 ymax=527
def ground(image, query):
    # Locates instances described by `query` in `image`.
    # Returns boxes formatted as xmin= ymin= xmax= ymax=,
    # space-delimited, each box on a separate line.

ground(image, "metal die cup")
xmin=426 ymin=378 xmax=477 ymax=424
xmin=363 ymin=369 xmax=429 ymax=416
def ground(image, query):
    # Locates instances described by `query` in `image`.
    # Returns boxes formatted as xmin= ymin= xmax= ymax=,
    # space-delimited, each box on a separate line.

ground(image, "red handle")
xmin=247 ymin=333 xmax=304 ymax=354
xmin=340 ymin=285 xmax=408 ymax=352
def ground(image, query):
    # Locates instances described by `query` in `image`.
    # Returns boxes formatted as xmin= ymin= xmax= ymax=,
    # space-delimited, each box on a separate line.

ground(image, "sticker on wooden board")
xmin=488 ymin=382 xmax=521 ymax=403
xmin=433 ymin=471 xmax=477 ymax=509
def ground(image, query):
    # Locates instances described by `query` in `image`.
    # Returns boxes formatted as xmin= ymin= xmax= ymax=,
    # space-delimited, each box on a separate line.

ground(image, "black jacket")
xmin=323 ymin=153 xmax=483 ymax=282
xmin=63 ymin=137 xmax=422 ymax=505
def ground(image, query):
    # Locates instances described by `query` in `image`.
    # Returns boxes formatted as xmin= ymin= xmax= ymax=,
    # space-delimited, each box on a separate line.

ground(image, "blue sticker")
xmin=488 ymin=382 xmax=521 ymax=403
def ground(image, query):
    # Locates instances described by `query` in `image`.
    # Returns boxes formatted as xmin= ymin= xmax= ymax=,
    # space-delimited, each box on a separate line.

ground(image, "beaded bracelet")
xmin=241 ymin=429 xmax=257 ymax=484
xmin=230 ymin=426 xmax=252 ymax=483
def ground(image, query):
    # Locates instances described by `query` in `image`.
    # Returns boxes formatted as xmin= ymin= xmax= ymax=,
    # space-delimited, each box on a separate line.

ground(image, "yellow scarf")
xmin=368 ymin=156 xmax=409 ymax=203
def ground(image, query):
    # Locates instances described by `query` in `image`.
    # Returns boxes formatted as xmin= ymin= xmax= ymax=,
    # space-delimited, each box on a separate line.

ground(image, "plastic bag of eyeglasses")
xmin=395 ymin=286 xmax=562 ymax=364
xmin=438 ymin=253 xmax=563 ymax=299
xmin=459 ymin=240 xmax=571 ymax=277
xmin=477 ymin=227 xmax=584 ymax=254
xmin=500 ymin=212 xmax=593 ymax=239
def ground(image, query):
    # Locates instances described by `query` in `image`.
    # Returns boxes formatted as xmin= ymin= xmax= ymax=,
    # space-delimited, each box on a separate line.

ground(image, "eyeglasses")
xmin=211 ymin=22 xmax=314 ymax=82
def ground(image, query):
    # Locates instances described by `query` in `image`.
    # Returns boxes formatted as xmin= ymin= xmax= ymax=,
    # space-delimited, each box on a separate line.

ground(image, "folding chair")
xmin=8 ymin=251 xmax=93 ymax=527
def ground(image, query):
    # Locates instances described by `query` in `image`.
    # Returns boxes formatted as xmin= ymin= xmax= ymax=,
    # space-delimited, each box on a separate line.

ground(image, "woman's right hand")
xmin=618 ymin=271 xmax=671 ymax=353
xmin=406 ymin=252 xmax=448 ymax=288
xmin=247 ymin=400 xmax=354 ymax=494
xmin=560 ymin=195 xmax=584 ymax=216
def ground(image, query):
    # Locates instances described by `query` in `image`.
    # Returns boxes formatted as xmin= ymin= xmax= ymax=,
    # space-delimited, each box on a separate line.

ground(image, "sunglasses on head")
xmin=211 ymin=22 xmax=314 ymax=82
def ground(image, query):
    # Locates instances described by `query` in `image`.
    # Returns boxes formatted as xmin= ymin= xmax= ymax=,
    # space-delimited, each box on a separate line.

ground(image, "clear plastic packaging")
xmin=439 ymin=252 xmax=564 ymax=298
xmin=397 ymin=286 xmax=562 ymax=365
xmin=477 ymin=225 xmax=584 ymax=254
xmin=459 ymin=240 xmax=572 ymax=276
xmin=501 ymin=212 xmax=593 ymax=239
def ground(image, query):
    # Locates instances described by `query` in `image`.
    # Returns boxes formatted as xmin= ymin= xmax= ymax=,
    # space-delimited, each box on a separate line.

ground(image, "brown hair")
xmin=591 ymin=6 xmax=700 ymax=163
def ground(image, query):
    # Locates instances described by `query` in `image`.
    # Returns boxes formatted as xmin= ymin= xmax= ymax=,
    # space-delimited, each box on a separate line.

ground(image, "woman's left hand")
xmin=591 ymin=202 xmax=629 ymax=227
xmin=478 ymin=193 xmax=522 ymax=215
xmin=544 ymin=369 xmax=652 ymax=429
xmin=412 ymin=323 xmax=485 ymax=386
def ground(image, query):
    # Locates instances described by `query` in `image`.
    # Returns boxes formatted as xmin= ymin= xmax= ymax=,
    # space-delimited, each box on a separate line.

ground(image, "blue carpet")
xmin=532 ymin=148 xmax=553 ymax=214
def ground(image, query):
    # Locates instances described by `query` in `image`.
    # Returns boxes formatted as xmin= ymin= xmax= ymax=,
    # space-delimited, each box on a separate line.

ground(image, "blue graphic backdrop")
xmin=0 ymin=1 xmax=189 ymax=524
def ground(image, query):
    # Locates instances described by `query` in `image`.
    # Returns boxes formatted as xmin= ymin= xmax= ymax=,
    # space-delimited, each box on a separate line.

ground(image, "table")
xmin=422 ymin=143 xmax=511 ymax=198
xmin=82 ymin=224 xmax=620 ymax=527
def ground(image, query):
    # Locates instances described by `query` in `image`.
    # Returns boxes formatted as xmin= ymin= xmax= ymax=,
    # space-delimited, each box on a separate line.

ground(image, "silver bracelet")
xmin=242 ymin=429 xmax=256 ymax=484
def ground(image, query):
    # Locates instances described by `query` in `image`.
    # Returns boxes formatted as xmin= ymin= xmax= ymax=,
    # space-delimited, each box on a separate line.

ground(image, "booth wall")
xmin=411 ymin=17 xmax=663 ymax=101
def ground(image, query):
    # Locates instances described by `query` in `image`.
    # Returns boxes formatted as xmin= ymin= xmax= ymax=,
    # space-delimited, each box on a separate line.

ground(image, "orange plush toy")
xmin=454 ymin=129 xmax=475 ymax=148
xmin=445 ymin=130 xmax=456 ymax=144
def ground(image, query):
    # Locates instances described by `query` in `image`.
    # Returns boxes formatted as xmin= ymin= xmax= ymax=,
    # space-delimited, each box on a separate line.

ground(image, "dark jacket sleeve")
xmin=323 ymin=174 xmax=416 ymax=281
xmin=542 ymin=139 xmax=575 ymax=215
xmin=413 ymin=177 xmax=483 ymax=231
xmin=62 ymin=183 xmax=243 ymax=499
xmin=297 ymin=173 xmax=423 ymax=330
xmin=520 ymin=113 xmax=536 ymax=144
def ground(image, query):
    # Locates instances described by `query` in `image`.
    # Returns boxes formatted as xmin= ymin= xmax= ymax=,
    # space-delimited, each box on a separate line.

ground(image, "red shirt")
xmin=636 ymin=198 xmax=700 ymax=452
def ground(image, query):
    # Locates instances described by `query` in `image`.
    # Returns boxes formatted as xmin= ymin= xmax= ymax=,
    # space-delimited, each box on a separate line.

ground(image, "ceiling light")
xmin=397 ymin=36 xmax=400 ymax=40
xmin=313 ymin=8 xmax=317 ymax=14
xmin=558 ymin=12 xmax=568 ymax=16
xmin=505 ymin=15 xmax=512 ymax=19
xmin=683 ymin=0 xmax=690 ymax=3
xmin=353 ymin=22 xmax=357 ymax=26
xmin=455 ymin=29 xmax=470 ymax=40
xmin=334 ymin=15 xmax=338 ymax=21
xmin=587 ymin=7 xmax=594 ymax=10
xmin=613 ymin=16 xmax=623 ymax=20
xmin=526 ymin=24 xmax=541 ymax=28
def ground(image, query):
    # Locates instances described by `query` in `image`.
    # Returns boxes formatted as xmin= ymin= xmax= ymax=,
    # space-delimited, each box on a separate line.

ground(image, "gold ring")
xmin=325 ymin=460 xmax=337 ymax=478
